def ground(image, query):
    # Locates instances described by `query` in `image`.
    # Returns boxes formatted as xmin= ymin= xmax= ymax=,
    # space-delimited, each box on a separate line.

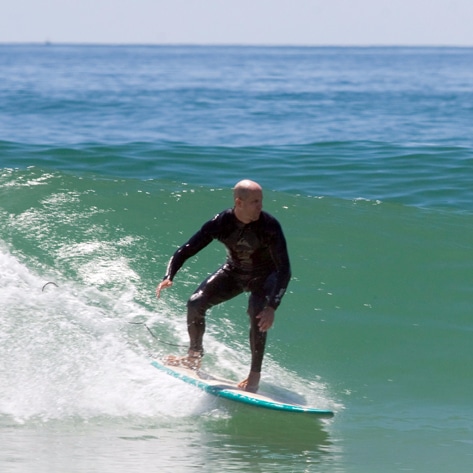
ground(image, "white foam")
xmin=0 ymin=245 xmax=215 ymax=423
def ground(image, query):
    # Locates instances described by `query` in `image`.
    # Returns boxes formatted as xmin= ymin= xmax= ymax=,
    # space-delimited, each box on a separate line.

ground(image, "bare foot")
xmin=237 ymin=371 xmax=261 ymax=393
xmin=164 ymin=353 xmax=202 ymax=370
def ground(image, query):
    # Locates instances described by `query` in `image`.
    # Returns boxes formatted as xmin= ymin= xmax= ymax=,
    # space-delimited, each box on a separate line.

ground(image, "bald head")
xmin=233 ymin=180 xmax=263 ymax=201
xmin=233 ymin=180 xmax=263 ymax=224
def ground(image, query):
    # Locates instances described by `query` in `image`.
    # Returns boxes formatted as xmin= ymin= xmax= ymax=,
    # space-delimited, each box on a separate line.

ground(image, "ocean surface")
xmin=1 ymin=44 xmax=472 ymax=472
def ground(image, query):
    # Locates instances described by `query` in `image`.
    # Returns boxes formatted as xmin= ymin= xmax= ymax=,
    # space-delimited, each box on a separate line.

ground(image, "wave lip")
xmin=1 ymin=139 xmax=472 ymax=213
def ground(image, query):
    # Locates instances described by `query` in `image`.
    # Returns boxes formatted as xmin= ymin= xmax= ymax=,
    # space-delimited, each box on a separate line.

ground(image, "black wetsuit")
xmin=163 ymin=208 xmax=291 ymax=373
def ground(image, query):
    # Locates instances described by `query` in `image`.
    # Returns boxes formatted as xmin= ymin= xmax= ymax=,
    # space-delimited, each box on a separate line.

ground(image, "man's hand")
xmin=256 ymin=306 xmax=275 ymax=332
xmin=156 ymin=279 xmax=173 ymax=298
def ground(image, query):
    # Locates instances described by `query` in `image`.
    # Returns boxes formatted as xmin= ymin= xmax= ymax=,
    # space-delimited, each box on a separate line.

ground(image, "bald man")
xmin=156 ymin=180 xmax=291 ymax=392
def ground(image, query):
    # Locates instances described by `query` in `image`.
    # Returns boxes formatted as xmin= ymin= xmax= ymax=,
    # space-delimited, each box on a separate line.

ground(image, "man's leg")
xmin=187 ymin=266 xmax=242 ymax=353
xmin=166 ymin=266 xmax=242 ymax=369
xmin=234 ymin=292 xmax=266 ymax=391
xmin=239 ymin=273 xmax=278 ymax=391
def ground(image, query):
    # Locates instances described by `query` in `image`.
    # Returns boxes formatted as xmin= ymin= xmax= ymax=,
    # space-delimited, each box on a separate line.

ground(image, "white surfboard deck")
xmin=151 ymin=359 xmax=334 ymax=417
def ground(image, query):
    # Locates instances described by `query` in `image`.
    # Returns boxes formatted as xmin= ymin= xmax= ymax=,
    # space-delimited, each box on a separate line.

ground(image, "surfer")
xmin=156 ymin=179 xmax=291 ymax=393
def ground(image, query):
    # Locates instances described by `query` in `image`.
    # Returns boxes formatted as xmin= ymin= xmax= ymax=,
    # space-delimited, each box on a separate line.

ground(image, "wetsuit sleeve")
xmin=163 ymin=214 xmax=220 ymax=281
xmin=266 ymin=219 xmax=291 ymax=309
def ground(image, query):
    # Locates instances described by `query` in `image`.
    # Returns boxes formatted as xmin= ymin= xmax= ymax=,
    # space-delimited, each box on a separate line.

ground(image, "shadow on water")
xmin=198 ymin=402 xmax=339 ymax=472
xmin=258 ymin=383 xmax=312 ymax=406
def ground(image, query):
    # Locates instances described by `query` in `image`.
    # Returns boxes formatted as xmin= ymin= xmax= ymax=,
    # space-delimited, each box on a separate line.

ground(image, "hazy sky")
xmin=1 ymin=0 xmax=472 ymax=46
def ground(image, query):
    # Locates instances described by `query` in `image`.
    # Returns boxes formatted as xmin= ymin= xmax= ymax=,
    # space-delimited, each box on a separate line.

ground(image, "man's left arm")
xmin=267 ymin=220 xmax=291 ymax=310
xmin=256 ymin=219 xmax=291 ymax=331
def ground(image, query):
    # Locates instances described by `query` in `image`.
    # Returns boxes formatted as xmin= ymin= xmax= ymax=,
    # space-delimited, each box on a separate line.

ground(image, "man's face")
xmin=237 ymin=189 xmax=263 ymax=223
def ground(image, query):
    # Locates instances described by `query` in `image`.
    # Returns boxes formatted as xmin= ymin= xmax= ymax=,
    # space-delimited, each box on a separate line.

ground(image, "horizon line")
xmin=1 ymin=41 xmax=473 ymax=48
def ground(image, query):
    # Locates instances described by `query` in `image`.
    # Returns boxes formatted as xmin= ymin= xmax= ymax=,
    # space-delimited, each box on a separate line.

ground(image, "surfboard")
xmin=151 ymin=359 xmax=334 ymax=417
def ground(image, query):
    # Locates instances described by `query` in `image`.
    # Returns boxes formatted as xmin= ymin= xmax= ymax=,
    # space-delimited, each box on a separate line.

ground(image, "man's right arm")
xmin=156 ymin=212 xmax=222 ymax=298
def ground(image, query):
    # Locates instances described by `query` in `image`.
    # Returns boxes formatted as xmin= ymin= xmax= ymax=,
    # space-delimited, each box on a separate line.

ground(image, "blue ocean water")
xmin=1 ymin=44 xmax=473 ymax=472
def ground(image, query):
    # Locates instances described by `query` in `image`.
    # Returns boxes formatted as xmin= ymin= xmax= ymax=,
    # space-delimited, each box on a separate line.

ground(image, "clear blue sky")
xmin=1 ymin=0 xmax=472 ymax=46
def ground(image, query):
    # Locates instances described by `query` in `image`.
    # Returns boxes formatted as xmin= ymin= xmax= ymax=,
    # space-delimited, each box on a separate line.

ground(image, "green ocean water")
xmin=1 ymin=45 xmax=473 ymax=472
xmin=1 ymin=167 xmax=472 ymax=472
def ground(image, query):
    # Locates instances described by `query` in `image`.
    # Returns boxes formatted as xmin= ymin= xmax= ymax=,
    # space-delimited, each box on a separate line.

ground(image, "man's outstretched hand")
xmin=156 ymin=279 xmax=173 ymax=298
